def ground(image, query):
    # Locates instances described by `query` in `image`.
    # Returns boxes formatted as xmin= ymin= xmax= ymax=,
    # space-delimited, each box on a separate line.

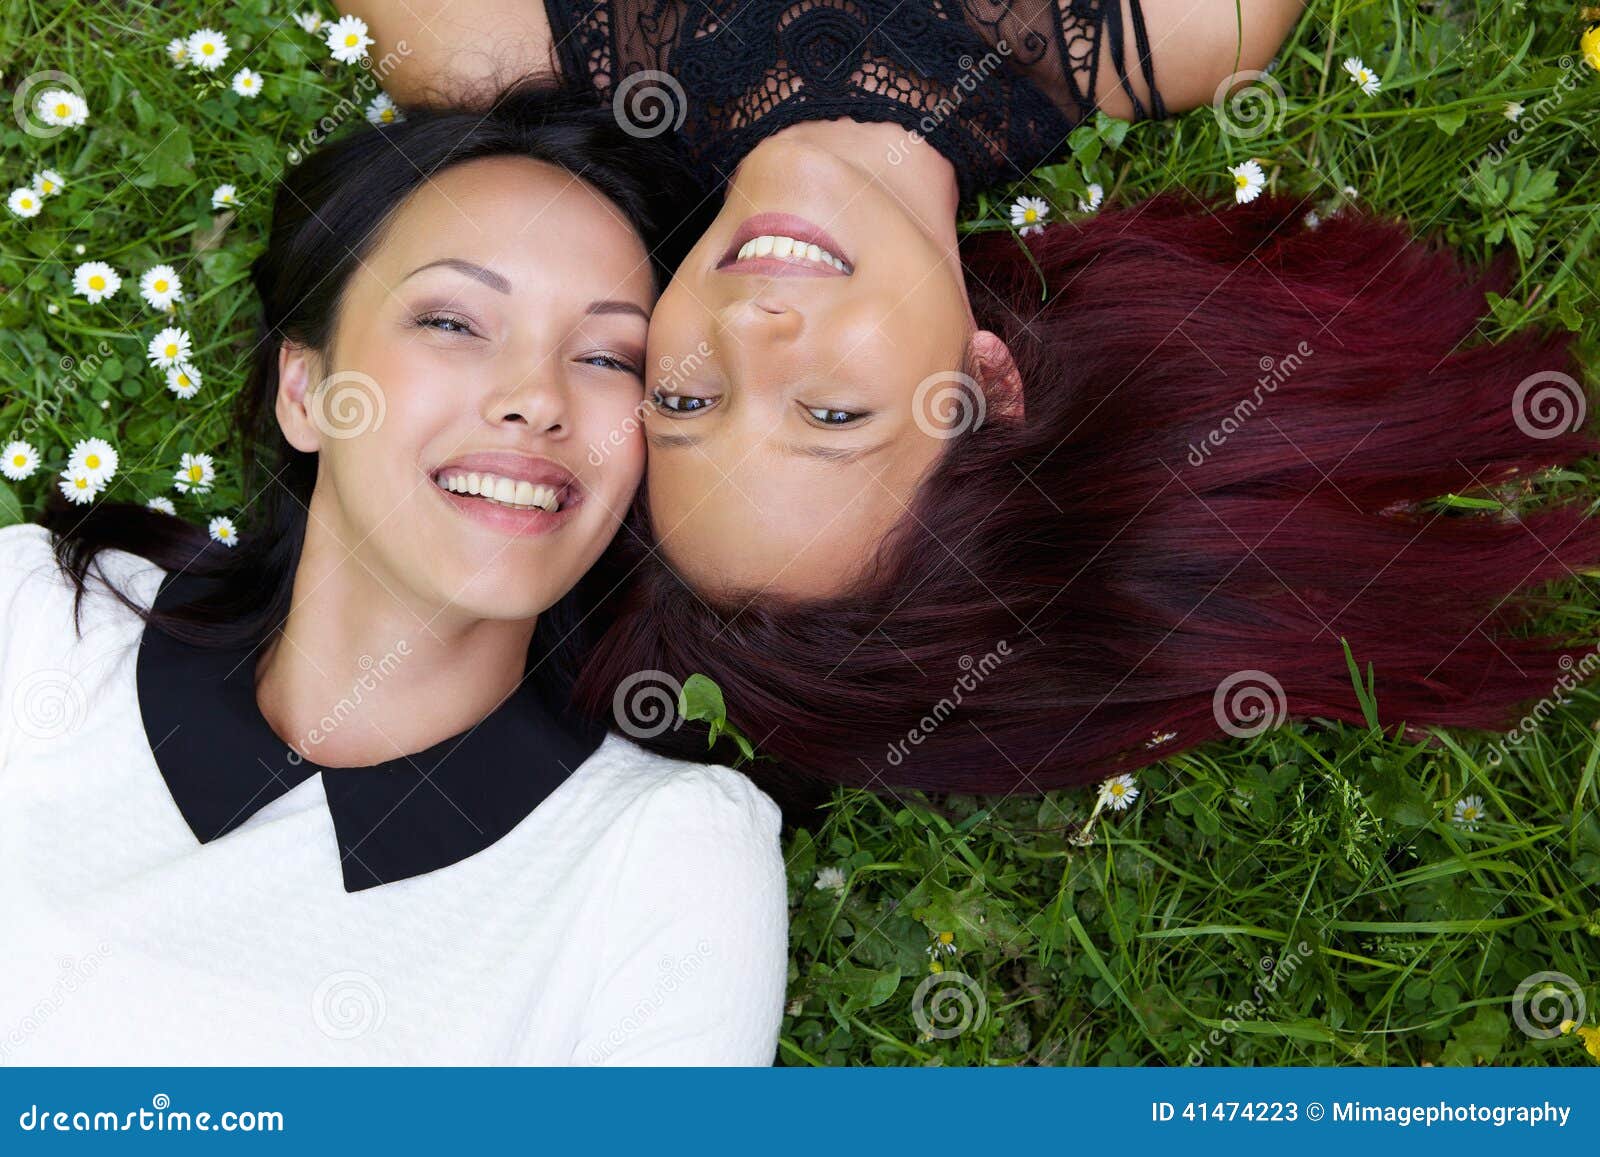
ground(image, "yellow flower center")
xmin=189 ymin=466 xmax=203 ymax=480
xmin=1235 ymin=173 xmax=1249 ymax=188
xmin=218 ymin=527 xmax=230 ymax=538
xmin=54 ymin=102 xmax=69 ymax=117
xmin=380 ymin=108 xmax=395 ymax=123
xmin=1110 ymin=783 xmax=1126 ymax=797
xmin=12 ymin=455 xmax=25 ymax=467
xmin=177 ymin=374 xmax=190 ymax=387
xmin=74 ymin=477 xmax=88 ymax=489
xmin=202 ymin=44 xmax=215 ymax=55
xmin=345 ymin=33 xmax=359 ymax=46
xmin=85 ymin=454 xmax=100 ymax=469
xmin=40 ymin=181 xmax=53 ymax=192
xmin=1023 ymin=207 xmax=1038 ymax=223
xmin=164 ymin=343 xmax=178 ymax=357
xmin=153 ymin=279 xmax=168 ymax=292
xmin=88 ymin=275 xmax=105 ymax=290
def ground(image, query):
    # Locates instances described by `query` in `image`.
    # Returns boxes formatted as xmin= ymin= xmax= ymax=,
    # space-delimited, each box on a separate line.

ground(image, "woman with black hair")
xmin=0 ymin=83 xmax=785 ymax=1065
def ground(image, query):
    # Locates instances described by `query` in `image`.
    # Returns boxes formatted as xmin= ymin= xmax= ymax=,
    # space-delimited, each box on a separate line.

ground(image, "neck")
xmin=254 ymin=489 xmax=536 ymax=768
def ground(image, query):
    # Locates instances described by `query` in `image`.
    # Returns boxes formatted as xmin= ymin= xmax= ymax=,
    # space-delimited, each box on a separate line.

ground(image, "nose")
xmin=486 ymin=365 xmax=569 ymax=436
xmin=716 ymin=294 xmax=803 ymax=352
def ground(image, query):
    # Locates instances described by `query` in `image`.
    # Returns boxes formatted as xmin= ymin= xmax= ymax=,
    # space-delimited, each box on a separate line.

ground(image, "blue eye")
xmin=582 ymin=353 xmax=641 ymax=374
xmin=416 ymin=313 xmax=473 ymax=335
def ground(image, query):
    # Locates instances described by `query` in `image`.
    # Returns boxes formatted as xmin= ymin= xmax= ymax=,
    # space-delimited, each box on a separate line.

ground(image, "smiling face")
xmin=276 ymin=154 xmax=656 ymax=624
xmin=640 ymin=125 xmax=989 ymax=599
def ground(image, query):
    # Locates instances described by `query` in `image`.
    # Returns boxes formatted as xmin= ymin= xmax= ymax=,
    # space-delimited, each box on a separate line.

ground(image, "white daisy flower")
xmin=1503 ymin=101 xmax=1524 ymax=122
xmin=73 ymin=243 xmax=85 ymax=255
xmin=68 ymin=437 xmax=118 ymax=487
xmin=46 ymin=303 xmax=59 ymax=315
xmin=98 ymin=399 xmax=110 ymax=410
xmin=36 ymin=89 xmax=89 ymax=128
xmin=166 ymin=37 xmax=190 ymax=67
xmin=71 ymin=261 xmax=122 ymax=303
xmin=1230 ymin=159 xmax=1266 ymax=204
xmin=1 ymin=440 xmax=40 ymax=480
xmin=231 ymin=68 xmax=263 ymax=98
xmin=1077 ymin=183 xmax=1104 ymax=213
xmin=166 ymin=363 xmax=202 ymax=399
xmin=6 ymin=187 xmax=41 ymax=218
xmin=1341 ymin=184 xmax=1359 ymax=200
xmin=207 ymin=515 xmax=239 ymax=547
xmin=146 ymin=495 xmax=178 ymax=515
xmin=1097 ymin=773 xmax=1140 ymax=811
xmin=325 ymin=14 xmax=374 ymax=64
xmin=1303 ymin=209 xmax=1321 ymax=229
xmin=294 ymin=11 xmax=324 ymax=33
xmin=813 ymin=866 xmax=847 ymax=892
xmin=186 ymin=29 xmax=231 ymax=72
xmin=366 ymin=92 xmax=403 ymax=125
xmin=138 ymin=264 xmax=184 ymax=311
xmin=1452 ymin=794 xmax=1486 ymax=830
xmin=211 ymin=184 xmax=240 ymax=210
xmin=147 ymin=326 xmax=193 ymax=369
xmin=174 ymin=451 xmax=215 ymax=494
xmin=32 ymin=169 xmax=66 ymax=197
xmin=1009 ymin=194 xmax=1050 ymax=236
xmin=57 ymin=468 xmax=101 ymax=505
xmin=1342 ymin=56 xmax=1381 ymax=97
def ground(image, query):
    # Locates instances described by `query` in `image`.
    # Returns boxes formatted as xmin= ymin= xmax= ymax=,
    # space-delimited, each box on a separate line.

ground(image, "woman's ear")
xmin=967 ymin=329 xmax=1024 ymax=422
xmin=274 ymin=340 xmax=322 ymax=453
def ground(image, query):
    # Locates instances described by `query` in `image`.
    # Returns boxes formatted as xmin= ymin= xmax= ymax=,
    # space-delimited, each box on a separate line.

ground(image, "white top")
xmin=0 ymin=521 xmax=789 ymax=1065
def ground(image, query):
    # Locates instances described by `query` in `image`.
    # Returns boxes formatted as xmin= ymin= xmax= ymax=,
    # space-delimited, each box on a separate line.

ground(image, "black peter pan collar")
xmin=135 ymin=567 xmax=606 ymax=893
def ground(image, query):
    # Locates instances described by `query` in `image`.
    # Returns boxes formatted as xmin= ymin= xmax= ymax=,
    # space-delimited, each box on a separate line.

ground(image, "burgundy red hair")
xmin=576 ymin=192 xmax=1600 ymax=810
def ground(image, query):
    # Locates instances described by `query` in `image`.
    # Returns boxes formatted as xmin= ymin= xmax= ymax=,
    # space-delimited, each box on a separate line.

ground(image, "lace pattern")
xmin=544 ymin=0 xmax=1165 ymax=203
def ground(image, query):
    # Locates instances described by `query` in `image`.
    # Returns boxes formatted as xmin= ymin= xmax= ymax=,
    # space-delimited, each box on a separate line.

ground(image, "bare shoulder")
xmin=337 ymin=0 xmax=558 ymax=109
xmin=1095 ymin=0 xmax=1307 ymax=119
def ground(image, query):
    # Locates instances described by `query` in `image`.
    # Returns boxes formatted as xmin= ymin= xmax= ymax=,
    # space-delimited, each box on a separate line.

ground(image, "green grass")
xmin=2 ymin=0 xmax=1598 ymax=1065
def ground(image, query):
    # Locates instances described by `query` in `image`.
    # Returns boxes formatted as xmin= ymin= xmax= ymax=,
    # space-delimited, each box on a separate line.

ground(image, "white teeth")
xmin=435 ymin=471 xmax=560 ymax=512
xmin=734 ymin=234 xmax=850 ymax=272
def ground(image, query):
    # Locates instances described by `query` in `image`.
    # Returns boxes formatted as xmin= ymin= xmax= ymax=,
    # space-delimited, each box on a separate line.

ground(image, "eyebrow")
xmin=646 ymin=429 xmax=891 ymax=463
xmin=405 ymin=258 xmax=512 ymax=294
xmin=402 ymin=260 xmax=649 ymax=321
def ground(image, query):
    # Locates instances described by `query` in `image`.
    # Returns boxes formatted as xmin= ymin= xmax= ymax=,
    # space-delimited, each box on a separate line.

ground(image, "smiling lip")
xmin=716 ymin=212 xmax=852 ymax=277
xmin=427 ymin=451 xmax=583 ymax=539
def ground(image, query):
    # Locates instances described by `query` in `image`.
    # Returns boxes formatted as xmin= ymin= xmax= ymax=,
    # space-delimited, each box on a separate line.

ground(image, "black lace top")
xmin=543 ymin=0 xmax=1165 ymax=204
